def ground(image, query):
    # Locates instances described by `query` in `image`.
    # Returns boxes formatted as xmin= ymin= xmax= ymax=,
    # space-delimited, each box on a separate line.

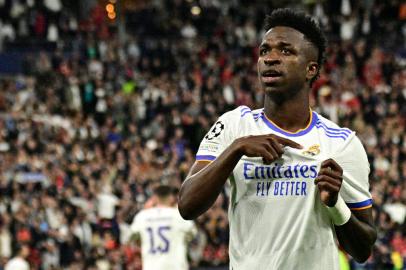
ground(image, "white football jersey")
xmin=196 ymin=106 xmax=372 ymax=270
xmin=130 ymin=206 xmax=197 ymax=270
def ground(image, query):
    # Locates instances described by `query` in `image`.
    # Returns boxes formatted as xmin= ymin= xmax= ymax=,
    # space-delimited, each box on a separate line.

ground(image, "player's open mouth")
xmin=261 ymin=70 xmax=283 ymax=83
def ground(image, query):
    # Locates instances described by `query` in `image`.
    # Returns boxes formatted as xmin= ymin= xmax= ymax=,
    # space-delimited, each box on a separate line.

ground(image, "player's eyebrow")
xmin=259 ymin=41 xmax=294 ymax=48
xmin=259 ymin=42 xmax=269 ymax=49
xmin=278 ymin=41 xmax=294 ymax=47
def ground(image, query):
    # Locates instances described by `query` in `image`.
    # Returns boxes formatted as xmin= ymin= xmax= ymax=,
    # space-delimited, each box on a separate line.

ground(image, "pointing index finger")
xmin=269 ymin=134 xmax=303 ymax=149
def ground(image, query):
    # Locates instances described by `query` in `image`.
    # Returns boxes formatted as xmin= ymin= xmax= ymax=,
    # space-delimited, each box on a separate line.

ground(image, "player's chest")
xmin=233 ymin=122 xmax=337 ymax=198
xmin=232 ymin=145 xmax=328 ymax=200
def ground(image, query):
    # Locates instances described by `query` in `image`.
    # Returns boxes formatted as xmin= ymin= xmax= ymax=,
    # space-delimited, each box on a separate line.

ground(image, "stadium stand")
xmin=0 ymin=0 xmax=404 ymax=269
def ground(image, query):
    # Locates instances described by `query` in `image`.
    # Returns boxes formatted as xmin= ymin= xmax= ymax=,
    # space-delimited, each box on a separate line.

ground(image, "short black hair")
xmin=153 ymin=185 xmax=173 ymax=198
xmin=14 ymin=243 xmax=29 ymax=256
xmin=264 ymin=8 xmax=327 ymax=85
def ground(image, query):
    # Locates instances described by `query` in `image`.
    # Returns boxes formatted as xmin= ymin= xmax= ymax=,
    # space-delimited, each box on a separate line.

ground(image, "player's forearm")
xmin=335 ymin=213 xmax=377 ymax=263
xmin=178 ymin=143 xmax=242 ymax=220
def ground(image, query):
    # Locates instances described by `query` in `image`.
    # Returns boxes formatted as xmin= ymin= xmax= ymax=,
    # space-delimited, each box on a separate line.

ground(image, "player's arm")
xmin=184 ymin=221 xmax=198 ymax=243
xmin=129 ymin=213 xmax=142 ymax=246
xmin=315 ymin=159 xmax=377 ymax=263
xmin=129 ymin=232 xmax=141 ymax=245
xmin=178 ymin=134 xmax=302 ymax=220
xmin=335 ymin=207 xmax=375 ymax=263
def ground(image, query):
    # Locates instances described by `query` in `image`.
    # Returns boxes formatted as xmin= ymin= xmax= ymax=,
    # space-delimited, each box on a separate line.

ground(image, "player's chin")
xmin=262 ymin=81 xmax=283 ymax=93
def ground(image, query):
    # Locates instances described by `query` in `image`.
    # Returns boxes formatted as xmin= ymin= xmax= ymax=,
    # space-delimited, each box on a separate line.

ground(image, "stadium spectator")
xmin=4 ymin=244 xmax=30 ymax=270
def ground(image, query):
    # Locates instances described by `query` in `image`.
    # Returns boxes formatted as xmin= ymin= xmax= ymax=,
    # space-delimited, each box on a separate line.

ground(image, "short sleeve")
xmin=178 ymin=216 xmax=198 ymax=242
xmin=334 ymin=135 xmax=372 ymax=210
xmin=195 ymin=109 xmax=239 ymax=162
xmin=130 ymin=212 xmax=142 ymax=234
xmin=185 ymin=219 xmax=197 ymax=233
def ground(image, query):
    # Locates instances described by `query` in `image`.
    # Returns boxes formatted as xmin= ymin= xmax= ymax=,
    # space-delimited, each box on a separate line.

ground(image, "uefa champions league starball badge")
xmin=205 ymin=121 xmax=224 ymax=140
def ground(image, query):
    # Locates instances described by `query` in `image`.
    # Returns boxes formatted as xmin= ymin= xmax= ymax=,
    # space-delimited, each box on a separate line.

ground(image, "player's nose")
xmin=264 ymin=53 xmax=281 ymax=66
xmin=264 ymin=56 xmax=281 ymax=66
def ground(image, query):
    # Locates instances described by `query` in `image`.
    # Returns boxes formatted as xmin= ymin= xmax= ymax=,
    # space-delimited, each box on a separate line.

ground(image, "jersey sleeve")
xmin=334 ymin=135 xmax=372 ymax=210
xmin=195 ymin=108 xmax=240 ymax=162
xmin=178 ymin=217 xmax=198 ymax=242
xmin=130 ymin=212 xmax=143 ymax=234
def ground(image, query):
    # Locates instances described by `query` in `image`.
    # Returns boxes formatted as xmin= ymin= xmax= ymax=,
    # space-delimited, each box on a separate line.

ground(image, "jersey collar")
xmin=260 ymin=109 xmax=318 ymax=137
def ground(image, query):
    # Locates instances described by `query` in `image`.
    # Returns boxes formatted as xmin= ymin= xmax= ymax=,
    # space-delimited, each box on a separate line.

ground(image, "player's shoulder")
xmin=154 ymin=207 xmax=192 ymax=226
xmin=133 ymin=208 xmax=148 ymax=221
xmin=219 ymin=105 xmax=261 ymax=122
xmin=315 ymin=112 xmax=354 ymax=141
xmin=135 ymin=207 xmax=161 ymax=218
xmin=134 ymin=207 xmax=175 ymax=221
xmin=314 ymin=112 xmax=367 ymax=154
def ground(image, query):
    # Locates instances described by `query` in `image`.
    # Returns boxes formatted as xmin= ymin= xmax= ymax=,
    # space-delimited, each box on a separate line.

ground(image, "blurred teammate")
xmin=130 ymin=185 xmax=197 ymax=270
xmin=179 ymin=8 xmax=376 ymax=270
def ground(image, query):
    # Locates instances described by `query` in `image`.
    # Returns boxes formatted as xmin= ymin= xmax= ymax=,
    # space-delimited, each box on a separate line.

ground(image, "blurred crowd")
xmin=0 ymin=0 xmax=405 ymax=269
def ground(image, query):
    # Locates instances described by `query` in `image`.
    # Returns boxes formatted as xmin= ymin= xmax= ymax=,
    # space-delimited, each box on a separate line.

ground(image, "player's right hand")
xmin=232 ymin=134 xmax=303 ymax=164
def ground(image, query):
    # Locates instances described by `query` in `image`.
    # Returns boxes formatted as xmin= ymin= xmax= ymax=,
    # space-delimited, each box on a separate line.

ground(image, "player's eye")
xmin=260 ymin=48 xmax=268 ymax=56
xmin=281 ymin=48 xmax=292 ymax=55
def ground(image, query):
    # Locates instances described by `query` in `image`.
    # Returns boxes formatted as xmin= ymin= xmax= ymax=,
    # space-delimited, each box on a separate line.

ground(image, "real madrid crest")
xmin=302 ymin=144 xmax=321 ymax=156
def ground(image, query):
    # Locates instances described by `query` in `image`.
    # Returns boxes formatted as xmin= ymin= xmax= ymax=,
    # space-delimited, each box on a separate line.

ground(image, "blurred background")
xmin=0 ymin=0 xmax=404 ymax=269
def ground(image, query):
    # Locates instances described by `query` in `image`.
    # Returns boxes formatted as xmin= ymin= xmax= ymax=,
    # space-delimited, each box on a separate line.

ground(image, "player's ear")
xmin=306 ymin=61 xmax=318 ymax=82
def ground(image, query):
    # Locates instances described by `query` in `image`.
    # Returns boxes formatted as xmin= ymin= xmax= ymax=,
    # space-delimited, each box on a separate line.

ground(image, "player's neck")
xmin=155 ymin=203 xmax=172 ymax=208
xmin=263 ymin=90 xmax=311 ymax=133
